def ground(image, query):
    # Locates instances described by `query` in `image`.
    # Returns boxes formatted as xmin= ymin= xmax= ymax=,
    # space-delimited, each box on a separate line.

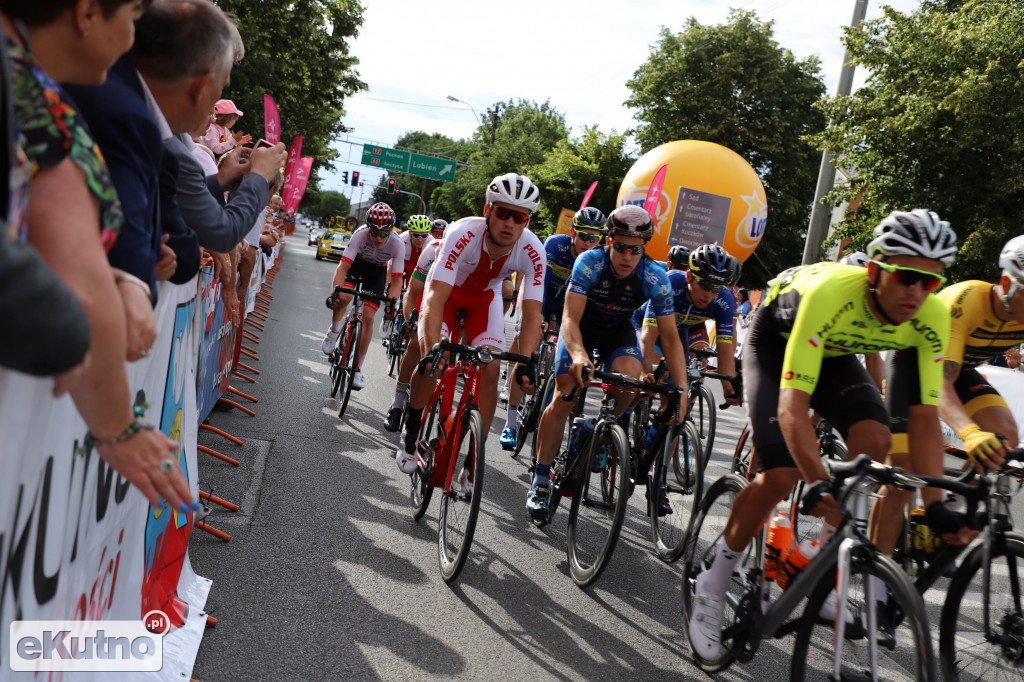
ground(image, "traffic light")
xmin=341 ymin=171 xmax=349 ymax=183
xmin=387 ymin=178 xmax=397 ymax=194
xmin=350 ymin=171 xmax=359 ymax=187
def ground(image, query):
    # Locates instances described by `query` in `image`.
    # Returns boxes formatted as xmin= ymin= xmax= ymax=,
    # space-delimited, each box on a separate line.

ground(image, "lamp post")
xmin=446 ymin=95 xmax=481 ymax=126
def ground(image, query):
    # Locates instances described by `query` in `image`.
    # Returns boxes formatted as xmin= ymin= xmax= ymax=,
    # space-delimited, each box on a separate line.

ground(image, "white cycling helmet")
xmin=999 ymin=235 xmax=1024 ymax=285
xmin=485 ymin=172 xmax=541 ymax=214
xmin=840 ymin=251 xmax=871 ymax=267
xmin=866 ymin=209 xmax=957 ymax=266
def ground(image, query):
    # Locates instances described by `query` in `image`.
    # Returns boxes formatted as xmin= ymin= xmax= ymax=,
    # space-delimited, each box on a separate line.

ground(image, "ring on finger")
xmin=159 ymin=458 xmax=176 ymax=474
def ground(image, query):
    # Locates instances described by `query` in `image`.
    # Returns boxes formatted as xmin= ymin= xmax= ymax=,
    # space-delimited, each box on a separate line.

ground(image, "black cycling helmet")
xmin=606 ymin=205 xmax=654 ymax=241
xmin=571 ymin=207 xmax=607 ymax=231
xmin=668 ymin=245 xmax=691 ymax=269
xmin=689 ymin=244 xmax=742 ymax=287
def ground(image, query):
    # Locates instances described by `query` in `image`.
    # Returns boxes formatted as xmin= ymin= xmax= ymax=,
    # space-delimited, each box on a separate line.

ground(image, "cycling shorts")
xmin=554 ymin=320 xmax=642 ymax=375
xmin=343 ymin=258 xmax=388 ymax=312
xmin=744 ymin=309 xmax=887 ymax=472
xmin=416 ymin=285 xmax=505 ymax=349
xmin=653 ymin=324 xmax=711 ymax=365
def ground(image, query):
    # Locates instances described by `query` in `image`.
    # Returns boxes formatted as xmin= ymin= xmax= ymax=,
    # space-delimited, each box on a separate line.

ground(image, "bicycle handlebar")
xmin=327 ymin=284 xmax=397 ymax=309
xmin=416 ymin=339 xmax=532 ymax=376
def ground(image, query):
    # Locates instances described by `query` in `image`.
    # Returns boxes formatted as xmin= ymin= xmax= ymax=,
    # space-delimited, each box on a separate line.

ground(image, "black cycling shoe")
xmin=645 ymin=487 xmax=673 ymax=517
xmin=384 ymin=407 xmax=403 ymax=432
xmin=874 ymin=600 xmax=897 ymax=650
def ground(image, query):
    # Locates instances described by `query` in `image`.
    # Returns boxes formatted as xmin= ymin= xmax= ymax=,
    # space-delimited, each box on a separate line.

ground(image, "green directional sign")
xmin=360 ymin=144 xmax=456 ymax=183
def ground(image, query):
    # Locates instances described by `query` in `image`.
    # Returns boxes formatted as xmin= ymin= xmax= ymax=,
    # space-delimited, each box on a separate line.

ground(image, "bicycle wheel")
xmin=650 ymin=420 xmax=704 ymax=563
xmin=329 ymin=345 xmax=343 ymax=398
xmin=939 ymin=531 xmax=1024 ymax=680
xmin=692 ymin=383 xmax=717 ymax=467
xmin=791 ymin=547 xmax=937 ymax=681
xmin=681 ymin=474 xmax=758 ymax=672
xmin=566 ymin=422 xmax=629 ymax=587
xmin=730 ymin=424 xmax=754 ymax=482
xmin=528 ymin=375 xmax=561 ymax=464
xmin=410 ymin=393 xmax=443 ymax=520
xmin=337 ymin=319 xmax=360 ymax=419
xmin=387 ymin=337 xmax=399 ymax=377
xmin=438 ymin=407 xmax=485 ymax=583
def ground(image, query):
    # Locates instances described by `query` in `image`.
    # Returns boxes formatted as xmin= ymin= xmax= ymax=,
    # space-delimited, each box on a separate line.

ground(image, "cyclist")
xmin=397 ymin=214 xmax=433 ymax=287
xmin=430 ymin=218 xmax=448 ymax=241
xmin=321 ymin=202 xmax=405 ymax=390
xmin=527 ymin=204 xmax=689 ymax=519
xmin=639 ymin=244 xmax=742 ymax=403
xmin=688 ymin=209 xmax=962 ymax=661
xmin=395 ymin=172 xmax=546 ymax=476
xmin=499 ymin=206 xmax=607 ymax=450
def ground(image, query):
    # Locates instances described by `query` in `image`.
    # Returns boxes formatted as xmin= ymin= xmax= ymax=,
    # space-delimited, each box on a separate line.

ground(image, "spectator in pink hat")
xmin=203 ymin=98 xmax=250 ymax=155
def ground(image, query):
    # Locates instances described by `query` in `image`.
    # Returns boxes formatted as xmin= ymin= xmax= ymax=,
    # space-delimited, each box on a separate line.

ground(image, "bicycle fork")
xmin=833 ymin=480 xmax=877 ymax=680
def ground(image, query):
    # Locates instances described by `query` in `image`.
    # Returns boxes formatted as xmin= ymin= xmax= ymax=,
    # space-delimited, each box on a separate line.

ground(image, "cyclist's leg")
xmin=602 ymin=324 xmax=645 ymax=416
xmin=501 ymin=326 xmax=523 ymax=447
xmin=529 ymin=338 xmax=578 ymax=515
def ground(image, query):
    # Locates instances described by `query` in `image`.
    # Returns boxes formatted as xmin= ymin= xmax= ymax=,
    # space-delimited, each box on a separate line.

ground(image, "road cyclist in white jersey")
xmin=395 ymin=173 xmax=546 ymax=476
xmin=321 ymin=202 xmax=406 ymax=390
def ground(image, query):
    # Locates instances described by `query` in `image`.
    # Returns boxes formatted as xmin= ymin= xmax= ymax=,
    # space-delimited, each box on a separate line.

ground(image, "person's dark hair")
xmin=213 ymin=113 xmax=237 ymax=127
xmin=0 ymin=0 xmax=152 ymax=26
xmin=130 ymin=0 xmax=233 ymax=82
xmin=738 ymin=288 xmax=749 ymax=303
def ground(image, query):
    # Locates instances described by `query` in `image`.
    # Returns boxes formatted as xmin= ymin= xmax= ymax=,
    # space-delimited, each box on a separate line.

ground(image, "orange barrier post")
xmin=256 ymin=294 xmax=271 ymax=304
xmin=231 ymin=370 xmax=256 ymax=383
xmin=237 ymin=362 xmax=260 ymax=375
xmin=198 ymin=444 xmax=240 ymax=467
xmin=205 ymin=616 xmax=218 ymax=628
xmin=240 ymin=347 xmax=260 ymax=362
xmin=259 ymin=289 xmax=273 ymax=300
xmin=226 ymin=385 xmax=258 ymax=403
xmin=200 ymin=423 xmax=244 ymax=446
xmin=251 ymin=311 xmax=268 ymax=321
xmin=242 ymin=329 xmax=260 ymax=343
xmin=195 ymin=521 xmax=231 ymax=542
xmin=199 ymin=491 xmax=240 ymax=512
xmin=216 ymin=397 xmax=255 ymax=417
xmin=245 ymin=318 xmax=264 ymax=331
xmin=241 ymin=344 xmax=259 ymax=355
xmin=255 ymin=303 xmax=270 ymax=313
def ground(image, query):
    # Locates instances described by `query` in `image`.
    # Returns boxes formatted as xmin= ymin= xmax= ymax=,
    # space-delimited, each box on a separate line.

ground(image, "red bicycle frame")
xmin=421 ymin=358 xmax=483 ymax=491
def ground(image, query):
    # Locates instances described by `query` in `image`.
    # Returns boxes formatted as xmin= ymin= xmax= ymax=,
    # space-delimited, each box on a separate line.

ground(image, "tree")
xmin=625 ymin=10 xmax=827 ymax=286
xmin=371 ymin=131 xmax=475 ymax=220
xmin=215 ymin=0 xmax=366 ymax=191
xmin=302 ymin=189 xmax=351 ymax=223
xmin=812 ymin=0 xmax=1024 ymax=282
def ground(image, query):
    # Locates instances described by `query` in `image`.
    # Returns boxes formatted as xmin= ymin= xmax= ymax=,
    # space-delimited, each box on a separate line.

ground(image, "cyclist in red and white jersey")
xmin=395 ymin=173 xmax=546 ymax=475
xmin=397 ymin=214 xmax=433 ymax=284
xmin=321 ymin=202 xmax=405 ymax=390
xmin=430 ymin=218 xmax=448 ymax=241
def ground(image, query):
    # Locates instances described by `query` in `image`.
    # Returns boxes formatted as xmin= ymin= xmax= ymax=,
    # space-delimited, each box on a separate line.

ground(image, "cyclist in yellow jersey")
xmin=688 ymin=209 xmax=963 ymax=663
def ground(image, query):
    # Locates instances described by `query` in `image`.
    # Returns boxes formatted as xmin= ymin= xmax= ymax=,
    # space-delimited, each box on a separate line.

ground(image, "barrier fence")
xmin=0 ymin=242 xmax=283 ymax=680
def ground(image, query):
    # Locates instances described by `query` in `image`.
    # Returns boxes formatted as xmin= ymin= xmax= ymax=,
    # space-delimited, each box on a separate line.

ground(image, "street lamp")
xmin=446 ymin=94 xmax=481 ymax=125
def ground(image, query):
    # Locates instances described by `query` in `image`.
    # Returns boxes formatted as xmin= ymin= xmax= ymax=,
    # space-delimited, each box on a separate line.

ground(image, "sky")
xmin=319 ymin=0 xmax=924 ymax=203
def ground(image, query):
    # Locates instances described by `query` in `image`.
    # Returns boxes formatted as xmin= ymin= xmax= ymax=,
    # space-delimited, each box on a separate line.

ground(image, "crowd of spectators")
xmin=0 ymin=0 xmax=287 ymax=511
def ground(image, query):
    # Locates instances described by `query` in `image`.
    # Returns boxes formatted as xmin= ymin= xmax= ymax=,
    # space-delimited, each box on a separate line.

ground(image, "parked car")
xmin=316 ymin=231 xmax=351 ymax=260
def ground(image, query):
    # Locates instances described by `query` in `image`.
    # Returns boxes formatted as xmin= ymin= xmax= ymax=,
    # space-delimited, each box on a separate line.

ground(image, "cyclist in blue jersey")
xmin=526 ymin=205 xmax=689 ymax=518
xmin=499 ymin=207 xmax=607 ymax=449
xmin=639 ymin=243 xmax=742 ymax=403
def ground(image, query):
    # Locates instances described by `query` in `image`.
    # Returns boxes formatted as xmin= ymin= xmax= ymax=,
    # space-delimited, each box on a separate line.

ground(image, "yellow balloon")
xmin=615 ymin=140 xmax=767 ymax=263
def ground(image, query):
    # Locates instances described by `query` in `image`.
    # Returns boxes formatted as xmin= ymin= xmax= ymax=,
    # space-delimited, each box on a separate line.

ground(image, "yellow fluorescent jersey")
xmin=762 ymin=262 xmax=950 ymax=402
xmin=939 ymin=280 xmax=1024 ymax=368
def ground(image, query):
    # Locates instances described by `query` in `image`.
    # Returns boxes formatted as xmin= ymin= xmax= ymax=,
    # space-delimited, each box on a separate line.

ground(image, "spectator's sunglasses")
xmin=368 ymin=227 xmax=392 ymax=238
xmin=611 ymin=240 xmax=644 ymax=255
xmin=489 ymin=204 xmax=530 ymax=225
xmin=874 ymin=262 xmax=946 ymax=292
xmin=574 ymin=230 xmax=603 ymax=244
xmin=692 ymin=273 xmax=725 ymax=293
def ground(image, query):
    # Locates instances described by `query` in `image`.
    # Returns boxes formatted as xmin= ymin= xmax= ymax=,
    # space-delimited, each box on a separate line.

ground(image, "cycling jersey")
xmin=641 ymin=269 xmax=736 ymax=345
xmin=341 ymin=225 xmax=406 ymax=277
xmin=541 ymin=234 xmax=576 ymax=320
xmin=567 ymin=247 xmax=674 ymax=323
xmin=939 ymin=280 xmax=1024 ymax=368
xmin=398 ymin=229 xmax=427 ymax=282
xmin=412 ymin=237 xmax=441 ymax=284
xmin=761 ymin=262 xmax=949 ymax=403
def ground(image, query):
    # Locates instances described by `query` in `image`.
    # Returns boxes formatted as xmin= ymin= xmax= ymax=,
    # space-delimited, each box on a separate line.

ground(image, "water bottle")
xmin=643 ymin=424 xmax=658 ymax=450
xmin=777 ymin=539 xmax=821 ymax=590
xmin=765 ymin=509 xmax=794 ymax=581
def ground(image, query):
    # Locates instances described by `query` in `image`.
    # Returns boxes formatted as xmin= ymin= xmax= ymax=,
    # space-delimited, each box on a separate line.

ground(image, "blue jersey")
xmin=542 ymin=234 xmax=575 ymax=319
xmin=568 ymin=247 xmax=674 ymax=324
xmin=642 ymin=269 xmax=736 ymax=344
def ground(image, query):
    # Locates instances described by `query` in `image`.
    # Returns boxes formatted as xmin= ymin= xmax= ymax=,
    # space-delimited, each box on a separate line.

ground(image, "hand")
xmin=222 ymin=286 xmax=240 ymax=327
xmin=723 ymin=380 xmax=742 ymax=406
xmin=926 ymin=501 xmax=980 ymax=546
xmin=1005 ymin=347 xmax=1021 ymax=369
xmin=958 ymin=423 xmax=1007 ymax=474
xmin=117 ymin=275 xmax=158 ymax=362
xmin=800 ymin=478 xmax=840 ymax=518
xmin=232 ymin=130 xmax=252 ymax=145
xmin=51 ymin=353 xmax=90 ymax=397
xmin=153 ymin=234 xmax=177 ymax=282
xmin=95 ymin=426 xmax=195 ymax=511
xmin=249 ymin=143 xmax=288 ymax=182
xmin=568 ymin=357 xmax=591 ymax=388
xmin=515 ymin=363 xmax=535 ymax=395
xmin=216 ymin=145 xmax=249 ymax=189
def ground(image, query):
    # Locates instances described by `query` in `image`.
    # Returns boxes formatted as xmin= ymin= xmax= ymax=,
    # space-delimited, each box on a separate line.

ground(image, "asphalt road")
xmin=189 ymin=232 xmax=1018 ymax=681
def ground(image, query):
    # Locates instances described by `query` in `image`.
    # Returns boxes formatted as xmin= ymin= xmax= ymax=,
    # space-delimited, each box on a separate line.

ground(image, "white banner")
xmin=941 ymin=365 xmax=1024 ymax=449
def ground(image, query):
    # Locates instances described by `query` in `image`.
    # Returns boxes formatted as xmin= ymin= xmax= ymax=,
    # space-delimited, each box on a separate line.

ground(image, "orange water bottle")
xmin=778 ymin=539 xmax=821 ymax=590
xmin=765 ymin=509 xmax=794 ymax=581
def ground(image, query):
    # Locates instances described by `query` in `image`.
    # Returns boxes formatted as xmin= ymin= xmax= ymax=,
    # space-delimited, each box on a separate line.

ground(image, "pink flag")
xmin=263 ymin=95 xmax=281 ymax=144
xmin=283 ymin=157 xmax=313 ymax=216
xmin=280 ymin=135 xmax=303 ymax=201
xmin=643 ymin=164 xmax=668 ymax=219
xmin=579 ymin=181 xmax=598 ymax=209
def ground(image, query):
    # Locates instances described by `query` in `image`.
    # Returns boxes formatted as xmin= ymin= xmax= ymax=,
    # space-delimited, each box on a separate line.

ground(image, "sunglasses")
xmin=431 ymin=230 xmax=445 ymax=238
xmin=875 ymin=261 xmax=946 ymax=292
xmin=611 ymin=241 xmax=645 ymax=255
xmin=574 ymin=231 xmax=603 ymax=244
xmin=410 ymin=232 xmax=430 ymax=239
xmin=490 ymin=204 xmax=530 ymax=225
xmin=693 ymin=275 xmax=725 ymax=293
xmin=368 ymin=227 xmax=392 ymax=238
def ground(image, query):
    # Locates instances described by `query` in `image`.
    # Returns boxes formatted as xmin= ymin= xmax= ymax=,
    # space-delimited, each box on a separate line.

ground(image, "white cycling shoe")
xmin=321 ymin=328 xmax=339 ymax=355
xmin=395 ymin=446 xmax=417 ymax=474
xmin=352 ymin=370 xmax=365 ymax=390
xmin=688 ymin=572 xmax=726 ymax=661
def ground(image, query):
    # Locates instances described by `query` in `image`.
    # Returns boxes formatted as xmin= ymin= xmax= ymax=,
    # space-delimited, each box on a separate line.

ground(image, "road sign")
xmin=360 ymin=144 xmax=456 ymax=183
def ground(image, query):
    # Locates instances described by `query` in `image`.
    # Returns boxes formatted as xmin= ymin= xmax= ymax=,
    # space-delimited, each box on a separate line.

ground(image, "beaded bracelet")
xmin=83 ymin=405 xmax=155 ymax=449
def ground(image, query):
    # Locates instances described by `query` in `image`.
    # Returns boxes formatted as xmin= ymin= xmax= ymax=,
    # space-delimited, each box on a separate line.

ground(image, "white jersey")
xmin=425 ymin=217 xmax=545 ymax=302
xmin=341 ymin=225 xmax=406 ymax=275
xmin=413 ymin=237 xmax=442 ymax=280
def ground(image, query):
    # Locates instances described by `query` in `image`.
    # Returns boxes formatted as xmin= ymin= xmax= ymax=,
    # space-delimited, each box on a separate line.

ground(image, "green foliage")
xmin=625 ymin=10 xmax=827 ymax=286
xmin=215 ymin=0 xmax=366 ymax=191
xmin=813 ymin=0 xmax=1024 ymax=282
xmin=302 ymin=189 xmax=351 ymax=222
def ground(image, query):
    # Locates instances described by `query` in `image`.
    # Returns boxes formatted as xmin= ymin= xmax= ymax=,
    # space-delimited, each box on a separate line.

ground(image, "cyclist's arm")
xmin=404 ymin=276 xmax=423 ymax=320
xmin=864 ymin=353 xmax=883 ymax=390
xmin=906 ymin=403 xmax=957 ymax=509
xmin=715 ymin=341 xmax=738 ymax=400
xmin=419 ymin=278 xmax=452 ymax=355
xmin=654 ymin=313 xmax=688 ymax=421
xmin=938 ymin=359 xmax=972 ymax=434
xmin=639 ymin=323 xmax=660 ymax=373
xmin=778 ymin=387 xmax=834 ymax=490
xmin=331 ymin=257 xmax=352 ymax=289
xmin=561 ymin=291 xmax=589 ymax=382
xmin=386 ymin=269 xmax=402 ymax=305
xmin=516 ymin=298 xmax=542 ymax=392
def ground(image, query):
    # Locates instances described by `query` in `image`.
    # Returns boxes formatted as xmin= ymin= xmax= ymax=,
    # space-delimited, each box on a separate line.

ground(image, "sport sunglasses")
xmin=611 ymin=241 xmax=645 ymax=255
xmin=490 ymin=204 xmax=530 ymax=225
xmin=409 ymin=232 xmax=430 ymax=239
xmin=574 ymin=231 xmax=604 ymax=244
xmin=875 ymin=261 xmax=946 ymax=292
xmin=368 ymin=227 xmax=392 ymax=238
xmin=431 ymin=229 xmax=445 ymax=239
xmin=692 ymin=275 xmax=724 ymax=293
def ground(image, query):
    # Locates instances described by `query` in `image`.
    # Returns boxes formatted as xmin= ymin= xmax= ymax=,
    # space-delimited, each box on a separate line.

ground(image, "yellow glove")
xmin=958 ymin=423 xmax=1003 ymax=463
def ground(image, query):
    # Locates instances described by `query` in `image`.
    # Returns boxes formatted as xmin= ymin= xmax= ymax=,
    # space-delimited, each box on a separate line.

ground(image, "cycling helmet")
xmin=866 ymin=209 xmax=957 ymax=266
xmin=485 ymin=172 xmax=541 ymax=214
xmin=689 ymin=244 xmax=742 ymax=287
xmin=406 ymin=214 xmax=432 ymax=233
xmin=365 ymin=202 xmax=396 ymax=230
xmin=668 ymin=245 xmax=691 ymax=269
xmin=431 ymin=218 xmax=448 ymax=231
xmin=999 ymin=235 xmax=1024 ymax=285
xmin=606 ymin=204 xmax=654 ymax=241
xmin=572 ymin=207 xmax=607 ymax=231
xmin=840 ymin=251 xmax=871 ymax=267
